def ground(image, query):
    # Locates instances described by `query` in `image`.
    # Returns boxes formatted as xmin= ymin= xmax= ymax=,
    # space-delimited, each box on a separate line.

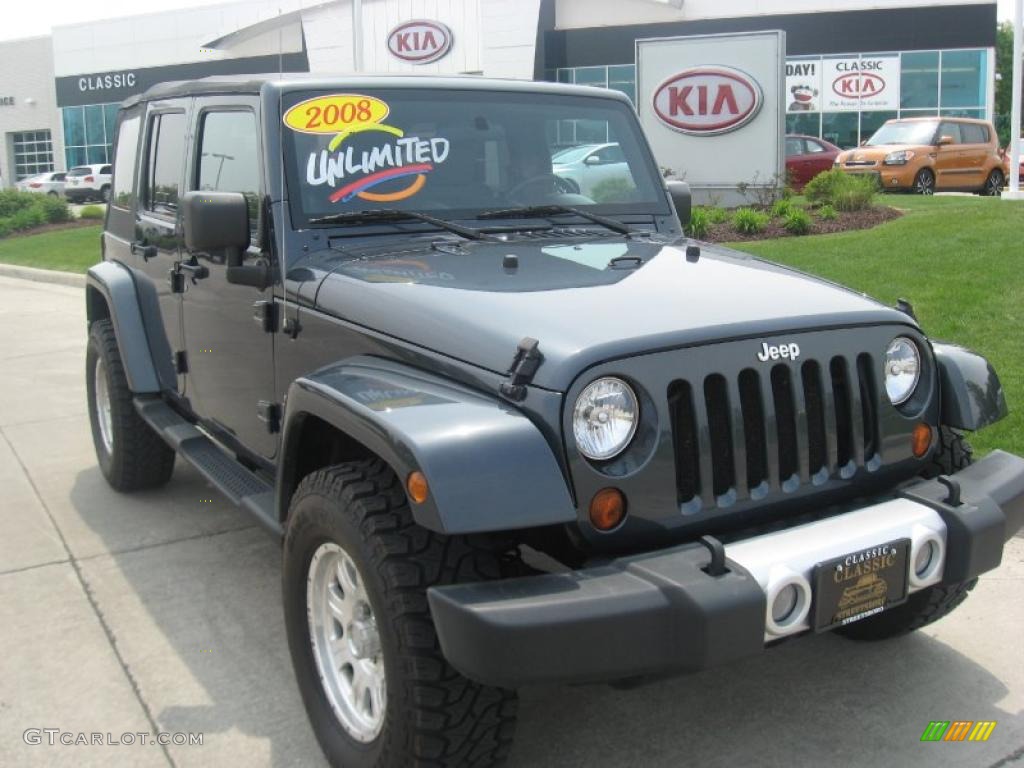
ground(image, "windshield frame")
xmin=277 ymin=87 xmax=670 ymax=231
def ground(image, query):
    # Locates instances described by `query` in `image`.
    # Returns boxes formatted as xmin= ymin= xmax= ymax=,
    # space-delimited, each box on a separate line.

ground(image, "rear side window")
xmin=785 ymin=137 xmax=803 ymax=157
xmin=961 ymin=123 xmax=989 ymax=144
xmin=805 ymin=140 xmax=827 ymax=154
xmin=112 ymin=116 xmax=139 ymax=209
xmin=100 ymin=165 xmax=112 ymax=175
xmin=195 ymin=110 xmax=260 ymax=231
xmin=939 ymin=122 xmax=963 ymax=144
xmin=53 ymin=173 xmax=66 ymax=181
xmin=145 ymin=112 xmax=186 ymax=215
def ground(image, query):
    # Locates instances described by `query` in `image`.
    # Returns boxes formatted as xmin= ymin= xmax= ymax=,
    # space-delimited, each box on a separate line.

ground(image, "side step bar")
xmin=134 ymin=396 xmax=281 ymax=536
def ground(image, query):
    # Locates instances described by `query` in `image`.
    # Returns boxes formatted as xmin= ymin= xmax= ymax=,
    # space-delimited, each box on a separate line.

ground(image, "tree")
xmin=995 ymin=20 xmax=1021 ymax=146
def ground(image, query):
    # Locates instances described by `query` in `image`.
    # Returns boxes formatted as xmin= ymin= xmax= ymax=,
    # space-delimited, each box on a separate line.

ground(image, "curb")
xmin=0 ymin=263 xmax=85 ymax=288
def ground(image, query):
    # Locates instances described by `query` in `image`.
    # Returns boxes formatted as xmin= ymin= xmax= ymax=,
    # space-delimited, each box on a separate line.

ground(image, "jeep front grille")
xmin=668 ymin=354 xmax=880 ymax=511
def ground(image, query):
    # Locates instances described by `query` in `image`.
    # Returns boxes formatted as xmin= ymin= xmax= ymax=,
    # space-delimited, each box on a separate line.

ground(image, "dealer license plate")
xmin=812 ymin=539 xmax=910 ymax=632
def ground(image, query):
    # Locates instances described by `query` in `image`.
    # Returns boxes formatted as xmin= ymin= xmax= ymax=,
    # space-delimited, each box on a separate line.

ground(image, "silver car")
xmin=552 ymin=142 xmax=636 ymax=200
xmin=15 ymin=171 xmax=67 ymax=197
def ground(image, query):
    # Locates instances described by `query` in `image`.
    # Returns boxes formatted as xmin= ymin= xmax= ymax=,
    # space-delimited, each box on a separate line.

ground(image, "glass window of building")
xmin=63 ymin=102 xmax=119 ymax=169
xmin=822 ymin=113 xmax=859 ymax=149
xmin=940 ymin=50 xmax=985 ymax=109
xmin=12 ymin=131 xmax=55 ymax=180
xmin=900 ymin=52 xmax=939 ymax=109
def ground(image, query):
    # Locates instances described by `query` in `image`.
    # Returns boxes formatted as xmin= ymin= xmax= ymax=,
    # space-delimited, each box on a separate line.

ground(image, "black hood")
xmin=307 ymin=235 xmax=913 ymax=391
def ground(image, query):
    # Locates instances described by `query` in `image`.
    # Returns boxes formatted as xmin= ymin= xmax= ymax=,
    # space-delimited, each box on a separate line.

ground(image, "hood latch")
xmin=499 ymin=337 xmax=542 ymax=402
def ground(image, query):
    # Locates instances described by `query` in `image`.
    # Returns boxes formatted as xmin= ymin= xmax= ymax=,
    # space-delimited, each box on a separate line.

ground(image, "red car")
xmin=785 ymin=134 xmax=841 ymax=191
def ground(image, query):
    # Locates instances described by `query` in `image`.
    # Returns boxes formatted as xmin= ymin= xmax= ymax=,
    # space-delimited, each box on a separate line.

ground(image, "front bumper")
xmin=428 ymin=451 xmax=1024 ymax=688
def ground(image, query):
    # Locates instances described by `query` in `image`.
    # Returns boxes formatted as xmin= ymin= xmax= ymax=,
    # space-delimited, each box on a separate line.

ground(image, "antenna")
xmin=277 ymin=8 xmax=289 ymax=334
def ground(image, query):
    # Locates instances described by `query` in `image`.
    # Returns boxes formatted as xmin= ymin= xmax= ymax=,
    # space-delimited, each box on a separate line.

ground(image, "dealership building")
xmin=0 ymin=0 xmax=999 ymax=184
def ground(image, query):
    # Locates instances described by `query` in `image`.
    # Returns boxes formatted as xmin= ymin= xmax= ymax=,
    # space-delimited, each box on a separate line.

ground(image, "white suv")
xmin=64 ymin=164 xmax=112 ymax=203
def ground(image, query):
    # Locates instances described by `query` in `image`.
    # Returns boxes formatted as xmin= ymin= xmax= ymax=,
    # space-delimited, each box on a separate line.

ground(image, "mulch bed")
xmin=704 ymin=205 xmax=903 ymax=243
xmin=0 ymin=219 xmax=100 ymax=239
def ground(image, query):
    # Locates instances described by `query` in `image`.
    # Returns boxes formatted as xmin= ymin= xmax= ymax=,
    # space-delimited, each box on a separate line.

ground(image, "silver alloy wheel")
xmin=307 ymin=542 xmax=387 ymax=743
xmin=986 ymin=171 xmax=1004 ymax=196
xmin=915 ymin=170 xmax=935 ymax=195
xmin=94 ymin=357 xmax=114 ymax=454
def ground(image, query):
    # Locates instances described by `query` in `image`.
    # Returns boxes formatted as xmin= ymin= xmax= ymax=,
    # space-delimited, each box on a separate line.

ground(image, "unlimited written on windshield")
xmin=280 ymin=88 xmax=667 ymax=223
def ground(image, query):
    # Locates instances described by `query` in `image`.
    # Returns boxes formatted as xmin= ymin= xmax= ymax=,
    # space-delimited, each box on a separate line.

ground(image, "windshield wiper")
xmin=478 ymin=205 xmax=637 ymax=236
xmin=308 ymin=209 xmax=495 ymax=241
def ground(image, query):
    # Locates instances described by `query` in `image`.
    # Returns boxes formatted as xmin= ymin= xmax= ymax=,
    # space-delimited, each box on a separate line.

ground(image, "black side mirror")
xmin=666 ymin=180 xmax=691 ymax=231
xmin=182 ymin=191 xmax=250 ymax=254
xmin=181 ymin=191 xmax=269 ymax=289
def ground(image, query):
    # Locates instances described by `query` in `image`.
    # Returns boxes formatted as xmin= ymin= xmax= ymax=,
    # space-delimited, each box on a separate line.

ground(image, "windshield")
xmin=282 ymin=89 xmax=666 ymax=226
xmin=865 ymin=121 xmax=938 ymax=147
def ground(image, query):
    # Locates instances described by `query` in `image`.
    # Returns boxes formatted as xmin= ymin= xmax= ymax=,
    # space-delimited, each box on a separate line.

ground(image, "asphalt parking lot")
xmin=0 ymin=273 xmax=1021 ymax=768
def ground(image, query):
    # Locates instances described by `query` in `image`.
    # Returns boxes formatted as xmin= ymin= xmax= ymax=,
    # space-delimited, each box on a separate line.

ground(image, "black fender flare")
xmin=278 ymin=357 xmax=576 ymax=534
xmin=86 ymin=261 xmax=163 ymax=393
xmin=933 ymin=342 xmax=1008 ymax=431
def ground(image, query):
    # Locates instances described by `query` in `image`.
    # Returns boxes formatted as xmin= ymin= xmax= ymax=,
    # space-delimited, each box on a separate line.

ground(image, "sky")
xmin=0 ymin=0 xmax=1018 ymax=42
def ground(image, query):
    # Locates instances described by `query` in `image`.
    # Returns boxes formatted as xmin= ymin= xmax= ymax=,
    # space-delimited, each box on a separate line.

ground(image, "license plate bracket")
xmin=812 ymin=538 xmax=910 ymax=632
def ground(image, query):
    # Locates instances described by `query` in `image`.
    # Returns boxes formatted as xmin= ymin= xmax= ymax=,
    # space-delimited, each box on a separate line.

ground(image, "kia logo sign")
xmin=832 ymin=72 xmax=886 ymax=99
xmin=387 ymin=20 xmax=453 ymax=64
xmin=652 ymin=67 xmax=763 ymax=136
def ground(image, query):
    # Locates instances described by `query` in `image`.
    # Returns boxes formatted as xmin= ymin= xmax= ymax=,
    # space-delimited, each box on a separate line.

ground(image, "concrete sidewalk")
xmin=0 ymin=274 xmax=1021 ymax=768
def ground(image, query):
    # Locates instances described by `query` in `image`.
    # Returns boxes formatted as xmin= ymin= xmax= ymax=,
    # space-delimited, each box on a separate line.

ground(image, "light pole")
xmin=1006 ymin=0 xmax=1023 ymax=199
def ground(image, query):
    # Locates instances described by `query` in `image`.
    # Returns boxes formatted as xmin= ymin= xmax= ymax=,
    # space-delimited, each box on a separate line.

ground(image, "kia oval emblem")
xmin=832 ymin=72 xmax=886 ymax=99
xmin=652 ymin=66 xmax=763 ymax=136
xmin=387 ymin=20 xmax=453 ymax=64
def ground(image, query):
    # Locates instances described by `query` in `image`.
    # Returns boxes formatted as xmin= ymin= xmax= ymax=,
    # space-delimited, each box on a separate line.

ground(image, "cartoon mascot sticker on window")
xmin=284 ymin=93 xmax=449 ymax=204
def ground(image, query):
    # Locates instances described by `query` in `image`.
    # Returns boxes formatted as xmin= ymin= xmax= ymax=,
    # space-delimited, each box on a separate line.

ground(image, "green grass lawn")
xmin=730 ymin=195 xmax=1024 ymax=457
xmin=0 ymin=224 xmax=102 ymax=273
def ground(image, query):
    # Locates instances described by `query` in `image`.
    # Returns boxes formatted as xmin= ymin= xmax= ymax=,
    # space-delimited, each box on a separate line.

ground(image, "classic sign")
xmin=387 ymin=20 xmax=453 ymax=64
xmin=652 ymin=67 xmax=763 ymax=136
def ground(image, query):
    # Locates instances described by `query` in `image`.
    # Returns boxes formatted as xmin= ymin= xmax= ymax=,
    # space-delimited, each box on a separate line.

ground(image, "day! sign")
xmin=785 ymin=58 xmax=822 ymax=113
xmin=822 ymin=56 xmax=900 ymax=112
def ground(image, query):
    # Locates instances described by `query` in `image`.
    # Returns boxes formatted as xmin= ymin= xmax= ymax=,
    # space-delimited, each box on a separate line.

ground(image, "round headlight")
xmin=573 ymin=377 xmax=639 ymax=460
xmin=885 ymin=337 xmax=921 ymax=405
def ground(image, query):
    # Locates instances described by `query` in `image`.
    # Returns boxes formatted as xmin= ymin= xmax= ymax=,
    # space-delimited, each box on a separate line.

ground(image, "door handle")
xmin=131 ymin=241 xmax=157 ymax=261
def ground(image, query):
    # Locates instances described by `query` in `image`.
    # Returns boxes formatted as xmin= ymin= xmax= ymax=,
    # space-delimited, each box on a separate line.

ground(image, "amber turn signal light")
xmin=407 ymin=471 xmax=429 ymax=504
xmin=912 ymin=423 xmax=933 ymax=458
xmin=589 ymin=488 xmax=626 ymax=531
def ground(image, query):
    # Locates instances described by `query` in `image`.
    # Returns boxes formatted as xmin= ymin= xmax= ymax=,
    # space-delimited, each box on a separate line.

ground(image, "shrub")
xmin=832 ymin=175 xmax=877 ymax=212
xmin=78 ymin=205 xmax=105 ymax=220
xmin=0 ymin=189 xmax=71 ymax=236
xmin=782 ymin=208 xmax=812 ymax=235
xmin=771 ymin=198 xmax=795 ymax=219
xmin=731 ymin=207 xmax=770 ymax=235
xmin=38 ymin=195 xmax=70 ymax=223
xmin=687 ymin=207 xmax=711 ymax=239
xmin=590 ymin=177 xmax=636 ymax=204
xmin=803 ymin=169 xmax=876 ymax=211
xmin=705 ymin=206 xmax=730 ymax=225
xmin=817 ymin=204 xmax=838 ymax=221
xmin=9 ymin=207 xmax=46 ymax=231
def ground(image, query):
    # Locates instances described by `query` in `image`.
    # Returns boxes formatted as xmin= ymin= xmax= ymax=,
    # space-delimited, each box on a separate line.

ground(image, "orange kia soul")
xmin=835 ymin=117 xmax=1005 ymax=196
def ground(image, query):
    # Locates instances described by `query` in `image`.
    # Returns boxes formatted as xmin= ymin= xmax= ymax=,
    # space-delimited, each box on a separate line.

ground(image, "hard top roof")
xmin=122 ymin=73 xmax=630 ymax=108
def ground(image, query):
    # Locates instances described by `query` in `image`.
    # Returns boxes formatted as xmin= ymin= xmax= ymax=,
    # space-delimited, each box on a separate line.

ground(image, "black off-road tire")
xmin=838 ymin=426 xmax=976 ymax=641
xmin=283 ymin=459 xmax=518 ymax=768
xmin=86 ymin=319 xmax=175 ymax=491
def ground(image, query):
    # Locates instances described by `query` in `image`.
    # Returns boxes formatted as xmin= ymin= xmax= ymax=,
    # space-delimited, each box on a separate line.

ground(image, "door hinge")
xmin=499 ymin=337 xmax=542 ymax=402
xmin=257 ymin=400 xmax=281 ymax=434
xmin=174 ymin=350 xmax=188 ymax=374
xmin=253 ymin=300 xmax=279 ymax=333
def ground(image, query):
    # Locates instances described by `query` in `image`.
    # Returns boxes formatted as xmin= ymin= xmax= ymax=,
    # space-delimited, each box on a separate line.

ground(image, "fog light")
xmin=914 ymin=540 xmax=937 ymax=578
xmin=406 ymin=471 xmax=429 ymax=504
xmin=589 ymin=488 xmax=626 ymax=531
xmin=771 ymin=584 xmax=800 ymax=624
xmin=912 ymin=423 xmax=932 ymax=458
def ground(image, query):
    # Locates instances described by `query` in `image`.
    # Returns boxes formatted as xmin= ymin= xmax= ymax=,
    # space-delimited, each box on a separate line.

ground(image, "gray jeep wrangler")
xmin=86 ymin=75 xmax=1024 ymax=767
